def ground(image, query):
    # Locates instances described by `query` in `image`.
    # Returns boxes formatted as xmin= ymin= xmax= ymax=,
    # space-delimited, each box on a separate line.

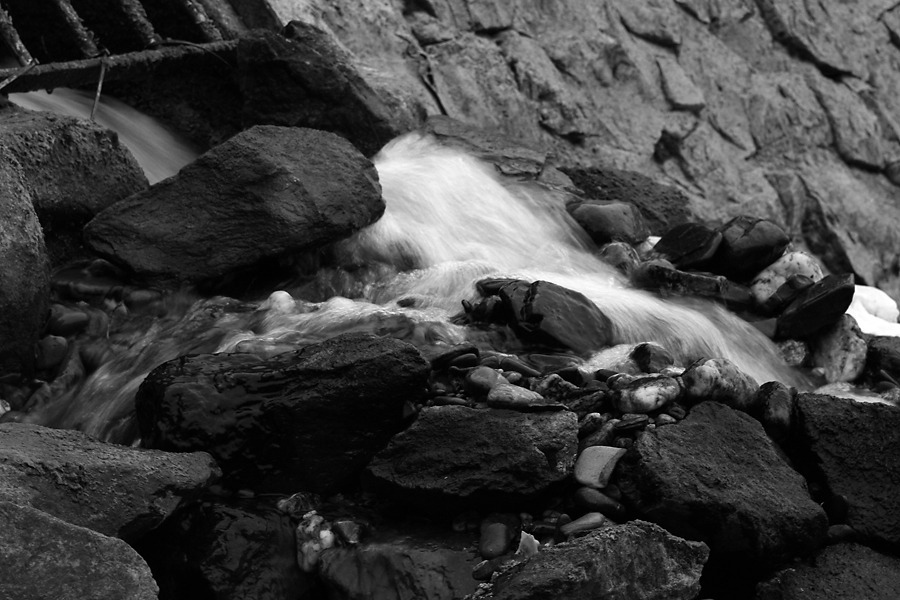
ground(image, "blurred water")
xmin=12 ymin=105 xmax=804 ymax=441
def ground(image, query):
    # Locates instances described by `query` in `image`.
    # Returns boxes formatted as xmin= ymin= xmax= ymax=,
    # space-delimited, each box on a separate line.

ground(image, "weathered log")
xmin=0 ymin=40 xmax=236 ymax=94
xmin=0 ymin=7 xmax=33 ymax=66
xmin=49 ymin=0 xmax=99 ymax=58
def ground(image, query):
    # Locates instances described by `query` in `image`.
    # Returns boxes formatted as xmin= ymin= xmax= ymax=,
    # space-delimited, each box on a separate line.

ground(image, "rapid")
xmin=10 ymin=91 xmax=804 ymax=444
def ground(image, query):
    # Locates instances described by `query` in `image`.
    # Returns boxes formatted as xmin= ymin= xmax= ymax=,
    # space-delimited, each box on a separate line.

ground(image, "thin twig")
xmin=90 ymin=54 xmax=108 ymax=121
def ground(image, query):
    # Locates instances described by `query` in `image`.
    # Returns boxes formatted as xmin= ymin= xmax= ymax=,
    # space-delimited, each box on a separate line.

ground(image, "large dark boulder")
xmin=755 ymin=543 xmax=900 ymax=600
xmin=237 ymin=23 xmax=413 ymax=156
xmin=775 ymin=274 xmax=856 ymax=340
xmin=84 ymin=125 xmax=384 ymax=286
xmin=135 ymin=501 xmax=317 ymax=600
xmin=364 ymin=405 xmax=577 ymax=513
xmin=0 ymin=105 xmax=147 ymax=266
xmin=467 ymin=521 xmax=708 ymax=600
xmin=706 ymin=216 xmax=791 ymax=282
xmin=789 ymin=393 xmax=900 ymax=549
xmin=0 ymin=423 xmax=219 ymax=542
xmin=615 ymin=401 xmax=827 ymax=592
xmin=137 ymin=332 xmax=430 ymax=495
xmin=0 ymin=150 xmax=48 ymax=377
xmin=497 ymin=280 xmax=613 ymax=355
xmin=0 ymin=501 xmax=158 ymax=600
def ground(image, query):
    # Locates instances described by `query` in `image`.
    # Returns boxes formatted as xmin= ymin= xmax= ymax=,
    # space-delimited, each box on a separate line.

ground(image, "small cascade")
xmin=12 ymin=98 xmax=806 ymax=443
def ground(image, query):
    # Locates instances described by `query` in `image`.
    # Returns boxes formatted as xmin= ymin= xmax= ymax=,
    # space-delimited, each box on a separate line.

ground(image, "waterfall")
xmin=10 ymin=93 xmax=805 ymax=443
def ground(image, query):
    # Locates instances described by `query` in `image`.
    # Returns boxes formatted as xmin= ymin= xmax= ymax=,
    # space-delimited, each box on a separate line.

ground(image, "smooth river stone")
xmin=487 ymin=383 xmax=564 ymax=411
xmin=559 ymin=512 xmax=608 ymax=538
xmin=572 ymin=487 xmax=627 ymax=520
xmin=681 ymin=358 xmax=760 ymax=413
xmin=574 ymin=445 xmax=627 ymax=489
xmin=465 ymin=366 xmax=507 ymax=397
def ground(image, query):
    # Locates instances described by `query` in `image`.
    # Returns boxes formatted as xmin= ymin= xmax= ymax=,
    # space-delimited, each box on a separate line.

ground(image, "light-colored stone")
xmin=810 ymin=314 xmax=868 ymax=383
xmin=574 ymin=445 xmax=627 ymax=489
xmin=751 ymin=251 xmax=824 ymax=305
xmin=657 ymin=55 xmax=705 ymax=112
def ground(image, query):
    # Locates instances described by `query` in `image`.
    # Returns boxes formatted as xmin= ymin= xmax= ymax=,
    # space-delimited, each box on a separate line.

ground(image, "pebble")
xmin=124 ymin=288 xmax=163 ymax=312
xmin=615 ymin=413 xmax=651 ymax=432
xmin=574 ymin=445 xmax=627 ymax=489
xmin=498 ymin=355 xmax=541 ymax=377
xmin=35 ymin=335 xmax=68 ymax=371
xmin=465 ymin=366 xmax=507 ymax=397
xmin=559 ymin=512 xmax=608 ymax=538
xmin=332 ymin=520 xmax=364 ymax=545
xmin=578 ymin=418 xmax=620 ymax=452
xmin=296 ymin=511 xmax=334 ymax=572
xmin=487 ymin=383 xmax=563 ymax=411
xmin=479 ymin=514 xmax=520 ymax=559
xmin=630 ymin=342 xmax=675 ymax=373
xmin=533 ymin=373 xmax=579 ymax=403
xmin=682 ymin=358 xmax=759 ymax=412
xmin=778 ymin=339 xmax=810 ymax=367
xmin=431 ymin=344 xmax=480 ymax=371
xmin=449 ymin=353 xmax=480 ymax=369
xmin=597 ymin=242 xmax=641 ymax=276
xmin=665 ymin=404 xmax=687 ymax=420
xmin=46 ymin=304 xmax=90 ymax=337
xmin=431 ymin=395 xmax=472 ymax=407
xmin=653 ymin=413 xmax=677 ymax=426
xmin=612 ymin=375 xmax=681 ymax=413
xmin=452 ymin=510 xmax=480 ymax=533
xmin=578 ymin=412 xmax=607 ymax=438
xmin=826 ymin=524 xmax=857 ymax=545
xmin=572 ymin=487 xmax=627 ymax=520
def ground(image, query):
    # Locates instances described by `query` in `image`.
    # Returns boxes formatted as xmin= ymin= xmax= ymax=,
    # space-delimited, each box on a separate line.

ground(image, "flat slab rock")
xmin=137 ymin=332 xmax=430 ymax=495
xmin=791 ymin=393 xmax=900 ymax=548
xmin=467 ymin=521 xmax=708 ymax=600
xmin=0 ymin=501 xmax=158 ymax=600
xmin=615 ymin=401 xmax=827 ymax=584
xmin=0 ymin=423 xmax=219 ymax=542
xmin=364 ymin=405 xmax=577 ymax=512
xmin=756 ymin=542 xmax=900 ymax=600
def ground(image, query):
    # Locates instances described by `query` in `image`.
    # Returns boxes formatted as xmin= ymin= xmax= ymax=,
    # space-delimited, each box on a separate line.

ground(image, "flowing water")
xmin=10 ymin=92 xmax=807 ymax=444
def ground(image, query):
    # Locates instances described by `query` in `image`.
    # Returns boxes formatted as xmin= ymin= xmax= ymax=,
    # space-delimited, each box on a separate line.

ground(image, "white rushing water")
xmin=12 ymin=92 xmax=809 ymax=442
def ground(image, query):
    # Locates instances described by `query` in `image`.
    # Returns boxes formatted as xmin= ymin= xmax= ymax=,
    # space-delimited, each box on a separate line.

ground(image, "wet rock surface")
xmin=0 ymin=501 xmax=158 ymax=600
xmin=137 ymin=332 xmax=429 ymax=495
xmin=0 ymin=423 xmax=219 ymax=542
xmin=84 ymin=125 xmax=384 ymax=286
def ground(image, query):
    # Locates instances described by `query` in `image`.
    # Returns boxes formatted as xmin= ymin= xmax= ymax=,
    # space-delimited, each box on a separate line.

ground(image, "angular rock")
xmin=568 ymin=201 xmax=650 ymax=246
xmin=760 ymin=274 xmax=816 ymax=316
xmin=0 ymin=107 xmax=147 ymax=266
xmin=615 ymin=401 xmax=827 ymax=590
xmin=597 ymin=242 xmax=641 ymax=276
xmin=237 ymin=25 xmax=409 ymax=156
xmin=790 ymin=393 xmax=900 ymax=548
xmin=707 ymin=216 xmax=791 ymax=282
xmin=85 ymin=125 xmax=384 ymax=286
xmin=776 ymin=274 xmax=856 ymax=339
xmin=810 ymin=314 xmax=867 ymax=383
xmin=810 ymin=75 xmax=886 ymax=170
xmin=0 ymin=501 xmax=158 ymax=600
xmin=467 ymin=521 xmax=708 ymax=600
xmin=498 ymin=280 xmax=613 ymax=356
xmin=657 ymin=55 xmax=706 ymax=113
xmin=755 ymin=543 xmax=900 ymax=600
xmin=137 ymin=332 xmax=429 ymax=495
xmin=364 ymin=406 xmax=577 ymax=512
xmin=563 ymin=167 xmax=692 ymax=236
xmin=0 ymin=423 xmax=219 ymax=542
xmin=651 ymin=222 xmax=722 ymax=270
xmin=135 ymin=500 xmax=316 ymax=600
xmin=0 ymin=152 xmax=48 ymax=377
xmin=755 ymin=381 xmax=795 ymax=444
